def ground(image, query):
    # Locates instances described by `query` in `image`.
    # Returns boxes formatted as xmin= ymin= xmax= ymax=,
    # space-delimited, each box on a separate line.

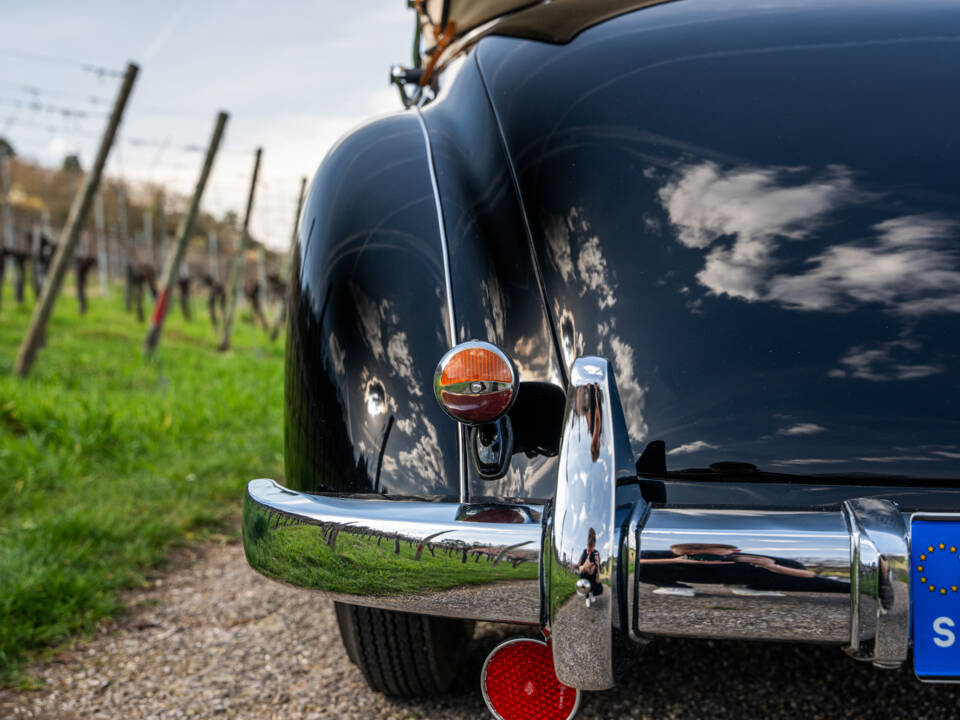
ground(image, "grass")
xmin=0 ymin=280 xmax=284 ymax=684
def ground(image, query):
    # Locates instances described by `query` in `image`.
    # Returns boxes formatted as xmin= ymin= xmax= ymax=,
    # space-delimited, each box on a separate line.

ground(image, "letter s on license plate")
xmin=912 ymin=516 xmax=960 ymax=682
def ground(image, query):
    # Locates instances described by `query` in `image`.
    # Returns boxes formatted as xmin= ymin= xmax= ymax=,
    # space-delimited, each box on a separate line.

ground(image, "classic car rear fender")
xmin=285 ymin=112 xmax=463 ymax=499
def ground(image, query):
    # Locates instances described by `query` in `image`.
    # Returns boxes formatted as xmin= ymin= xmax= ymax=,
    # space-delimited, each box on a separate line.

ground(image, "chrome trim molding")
xmin=623 ymin=499 xmax=650 ymax=640
xmin=843 ymin=498 xmax=910 ymax=668
xmin=413 ymin=108 xmax=468 ymax=502
xmin=546 ymin=357 xmax=644 ymax=690
xmin=243 ymin=478 xmax=540 ymax=623
xmin=414 ymin=109 xmax=457 ymax=350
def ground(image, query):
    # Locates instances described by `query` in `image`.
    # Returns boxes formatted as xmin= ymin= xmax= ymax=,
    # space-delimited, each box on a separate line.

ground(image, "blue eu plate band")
xmin=911 ymin=514 xmax=960 ymax=683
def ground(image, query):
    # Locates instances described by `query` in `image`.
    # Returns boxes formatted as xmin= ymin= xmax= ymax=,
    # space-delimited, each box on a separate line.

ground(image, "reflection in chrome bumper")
xmin=243 ymin=476 xmax=914 ymax=671
xmin=242 ymin=361 xmax=934 ymax=691
xmin=242 ymin=479 xmax=542 ymax=624
xmin=631 ymin=499 xmax=910 ymax=672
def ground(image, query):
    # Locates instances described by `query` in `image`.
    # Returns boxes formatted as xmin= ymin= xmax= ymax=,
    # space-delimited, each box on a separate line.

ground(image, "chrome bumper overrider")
xmin=243 ymin=356 xmax=936 ymax=691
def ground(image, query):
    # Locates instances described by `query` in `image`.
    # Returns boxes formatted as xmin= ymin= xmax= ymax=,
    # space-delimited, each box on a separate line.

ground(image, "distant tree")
xmin=62 ymin=154 xmax=83 ymax=174
xmin=222 ymin=210 xmax=239 ymax=228
xmin=0 ymin=137 xmax=14 ymax=157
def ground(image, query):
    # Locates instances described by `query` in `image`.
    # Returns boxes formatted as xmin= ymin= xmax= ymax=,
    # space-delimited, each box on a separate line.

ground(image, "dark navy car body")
xmin=284 ymin=0 xmax=960 ymax=507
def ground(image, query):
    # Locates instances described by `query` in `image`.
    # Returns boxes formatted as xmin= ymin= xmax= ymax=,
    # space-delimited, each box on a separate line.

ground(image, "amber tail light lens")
xmin=434 ymin=341 xmax=519 ymax=424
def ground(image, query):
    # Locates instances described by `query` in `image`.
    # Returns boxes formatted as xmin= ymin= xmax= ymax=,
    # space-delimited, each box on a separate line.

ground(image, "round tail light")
xmin=434 ymin=341 xmax=518 ymax=424
xmin=481 ymin=637 xmax=580 ymax=720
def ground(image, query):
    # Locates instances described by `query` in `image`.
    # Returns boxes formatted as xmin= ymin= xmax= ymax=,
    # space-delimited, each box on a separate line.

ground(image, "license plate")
xmin=912 ymin=516 xmax=960 ymax=682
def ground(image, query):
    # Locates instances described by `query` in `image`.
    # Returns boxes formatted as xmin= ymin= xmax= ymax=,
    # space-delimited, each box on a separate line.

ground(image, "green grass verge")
xmin=0 ymin=281 xmax=283 ymax=683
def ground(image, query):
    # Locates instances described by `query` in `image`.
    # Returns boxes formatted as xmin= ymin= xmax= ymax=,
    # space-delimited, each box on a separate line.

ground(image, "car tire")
xmin=334 ymin=602 xmax=475 ymax=697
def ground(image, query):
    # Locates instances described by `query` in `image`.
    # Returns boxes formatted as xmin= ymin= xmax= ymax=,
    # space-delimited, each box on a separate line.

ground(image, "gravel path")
xmin=3 ymin=540 xmax=960 ymax=720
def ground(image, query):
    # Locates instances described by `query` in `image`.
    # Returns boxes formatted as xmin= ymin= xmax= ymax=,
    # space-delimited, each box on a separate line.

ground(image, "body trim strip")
xmin=414 ymin=108 xmax=468 ymax=502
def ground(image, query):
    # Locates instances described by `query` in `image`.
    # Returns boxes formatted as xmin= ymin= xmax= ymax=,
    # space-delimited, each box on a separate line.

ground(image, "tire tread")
xmin=334 ymin=602 xmax=473 ymax=697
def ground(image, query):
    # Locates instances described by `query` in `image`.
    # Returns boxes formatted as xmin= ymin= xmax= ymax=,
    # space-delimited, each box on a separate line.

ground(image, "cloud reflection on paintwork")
xmin=659 ymin=163 xmax=960 ymax=319
xmin=659 ymin=162 xmax=859 ymax=302
xmin=544 ymin=207 xmax=645 ymax=446
xmin=397 ymin=412 xmax=444 ymax=480
xmin=481 ymin=269 xmax=507 ymax=343
xmin=768 ymin=215 xmax=960 ymax=313
xmin=351 ymin=282 xmax=385 ymax=360
xmin=327 ymin=332 xmax=346 ymax=377
xmin=346 ymin=282 xmax=450 ymax=494
xmin=608 ymin=334 xmax=648 ymax=445
xmin=828 ymin=341 xmax=944 ymax=382
xmin=387 ymin=331 xmax=422 ymax=397
xmin=667 ymin=440 xmax=718 ymax=456
xmin=544 ymin=208 xmax=618 ymax=311
xmin=776 ymin=423 xmax=827 ymax=436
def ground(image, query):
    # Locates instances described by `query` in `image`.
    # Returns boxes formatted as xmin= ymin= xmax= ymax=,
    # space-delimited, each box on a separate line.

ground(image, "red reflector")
xmin=481 ymin=638 xmax=580 ymax=720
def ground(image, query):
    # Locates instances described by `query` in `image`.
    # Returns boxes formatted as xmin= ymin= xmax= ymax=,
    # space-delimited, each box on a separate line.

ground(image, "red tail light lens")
xmin=434 ymin=341 xmax=518 ymax=424
xmin=481 ymin=638 xmax=580 ymax=720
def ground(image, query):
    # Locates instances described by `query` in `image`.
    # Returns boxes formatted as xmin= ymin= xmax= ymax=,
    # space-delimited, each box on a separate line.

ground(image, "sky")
xmin=0 ymin=0 xmax=412 ymax=248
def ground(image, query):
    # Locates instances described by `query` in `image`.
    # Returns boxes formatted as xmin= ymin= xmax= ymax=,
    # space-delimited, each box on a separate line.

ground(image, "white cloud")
xmin=481 ymin=270 xmax=506 ymax=343
xmin=667 ymin=440 xmax=717 ymax=456
xmin=397 ymin=415 xmax=443 ymax=480
xmin=830 ymin=341 xmax=944 ymax=382
xmin=857 ymin=456 xmax=940 ymax=463
xmin=776 ymin=423 xmax=827 ymax=436
xmin=544 ymin=214 xmax=575 ymax=283
xmin=659 ymin=161 xmax=960 ymax=318
xmin=659 ymin=162 xmax=857 ymax=301
xmin=934 ymin=451 xmax=960 ymax=459
xmin=609 ymin=334 xmax=647 ymax=446
xmin=544 ymin=208 xmax=617 ymax=310
xmin=386 ymin=331 xmax=421 ymax=397
xmin=327 ymin=332 xmax=345 ymax=376
xmin=577 ymin=235 xmax=617 ymax=310
xmin=771 ymin=458 xmax=844 ymax=466
xmin=350 ymin=283 xmax=384 ymax=360
xmin=767 ymin=215 xmax=960 ymax=312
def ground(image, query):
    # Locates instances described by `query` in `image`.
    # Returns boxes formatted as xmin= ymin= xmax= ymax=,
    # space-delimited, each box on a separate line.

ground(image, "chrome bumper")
xmin=242 ymin=356 xmax=927 ymax=691
xmin=243 ymin=478 xmax=542 ymax=624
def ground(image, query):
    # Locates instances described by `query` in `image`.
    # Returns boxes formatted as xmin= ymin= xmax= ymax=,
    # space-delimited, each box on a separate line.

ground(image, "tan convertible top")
xmin=417 ymin=0 xmax=673 ymax=56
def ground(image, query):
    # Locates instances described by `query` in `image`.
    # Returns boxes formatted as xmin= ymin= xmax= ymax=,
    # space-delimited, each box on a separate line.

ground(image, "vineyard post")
xmin=208 ymin=230 xmax=218 ymax=281
xmin=94 ymin=190 xmax=108 ymax=296
xmin=1 ymin=150 xmax=13 ymax=251
xmin=13 ymin=62 xmax=139 ymax=377
xmin=1 ymin=149 xmax=14 ymax=309
xmin=270 ymin=175 xmax=306 ymax=340
xmin=143 ymin=110 xmax=228 ymax=354
xmin=218 ymin=147 xmax=262 ymax=352
xmin=118 ymin=183 xmax=130 ymax=309
xmin=143 ymin=208 xmax=153 ymax=268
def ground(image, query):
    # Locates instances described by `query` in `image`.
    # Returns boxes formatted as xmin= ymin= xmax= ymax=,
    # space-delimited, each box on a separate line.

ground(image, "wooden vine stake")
xmin=218 ymin=147 xmax=262 ymax=352
xmin=13 ymin=62 xmax=139 ymax=378
xmin=144 ymin=111 xmax=228 ymax=355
